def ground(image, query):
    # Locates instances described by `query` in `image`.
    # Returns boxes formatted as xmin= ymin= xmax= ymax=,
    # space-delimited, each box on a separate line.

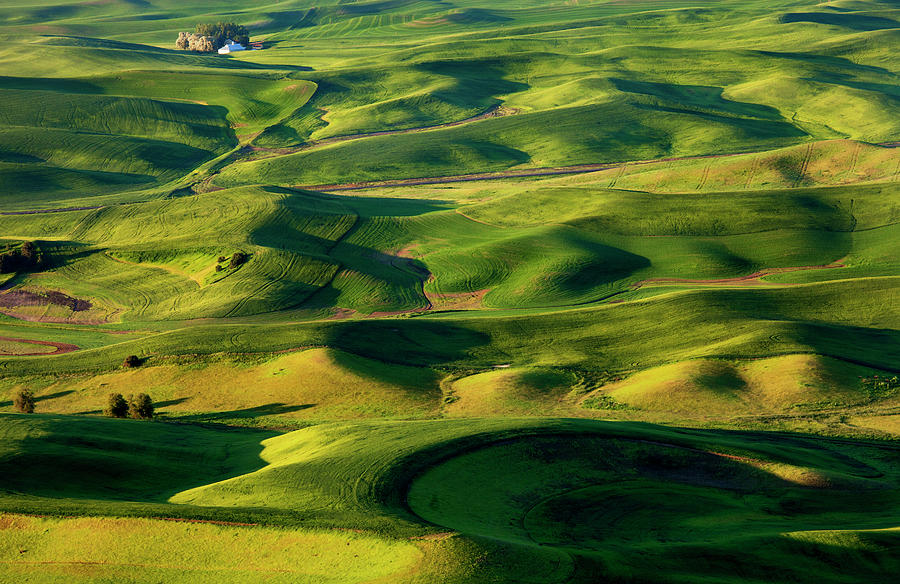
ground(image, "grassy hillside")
xmin=408 ymin=421 xmax=900 ymax=583
xmin=2 ymin=415 xmax=899 ymax=583
xmin=0 ymin=514 xmax=424 ymax=584
xmin=0 ymin=0 xmax=898 ymax=582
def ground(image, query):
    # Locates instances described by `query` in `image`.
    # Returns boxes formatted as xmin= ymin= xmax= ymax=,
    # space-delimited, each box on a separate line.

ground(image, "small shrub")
xmin=13 ymin=389 xmax=35 ymax=413
xmin=104 ymin=393 xmax=128 ymax=418
xmin=128 ymin=393 xmax=154 ymax=420
xmin=581 ymin=394 xmax=628 ymax=410
xmin=217 ymin=256 xmax=226 ymax=263
xmin=122 ymin=355 xmax=143 ymax=368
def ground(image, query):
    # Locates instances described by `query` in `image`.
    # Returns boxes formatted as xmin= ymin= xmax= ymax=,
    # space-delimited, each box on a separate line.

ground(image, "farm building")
xmin=218 ymin=40 xmax=245 ymax=54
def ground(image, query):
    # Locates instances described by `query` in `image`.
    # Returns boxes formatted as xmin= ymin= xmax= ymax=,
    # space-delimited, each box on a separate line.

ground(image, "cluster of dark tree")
xmin=105 ymin=393 xmax=154 ymax=419
xmin=0 ymin=241 xmax=48 ymax=274
xmin=215 ymin=251 xmax=249 ymax=272
xmin=175 ymin=22 xmax=249 ymax=52
xmin=11 ymin=387 xmax=153 ymax=418
xmin=13 ymin=389 xmax=35 ymax=413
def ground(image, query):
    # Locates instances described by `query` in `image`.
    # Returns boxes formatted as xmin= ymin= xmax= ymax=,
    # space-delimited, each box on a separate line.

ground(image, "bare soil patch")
xmin=0 ymin=286 xmax=113 ymax=324
xmin=367 ymin=306 xmax=431 ymax=318
xmin=0 ymin=289 xmax=91 ymax=312
xmin=327 ymin=307 xmax=358 ymax=320
xmin=0 ymin=336 xmax=79 ymax=356
xmin=425 ymin=288 xmax=490 ymax=311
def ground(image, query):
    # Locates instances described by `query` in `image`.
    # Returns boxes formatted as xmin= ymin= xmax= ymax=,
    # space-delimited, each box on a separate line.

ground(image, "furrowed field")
xmin=0 ymin=0 xmax=897 ymax=582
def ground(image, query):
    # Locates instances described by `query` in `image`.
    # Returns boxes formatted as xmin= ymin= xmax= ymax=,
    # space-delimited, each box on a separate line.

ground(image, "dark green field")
xmin=0 ymin=0 xmax=898 ymax=582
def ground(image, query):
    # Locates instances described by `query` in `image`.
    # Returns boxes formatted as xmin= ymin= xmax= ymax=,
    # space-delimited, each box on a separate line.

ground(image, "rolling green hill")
xmin=0 ymin=0 xmax=898 ymax=582
xmin=2 ymin=415 xmax=899 ymax=583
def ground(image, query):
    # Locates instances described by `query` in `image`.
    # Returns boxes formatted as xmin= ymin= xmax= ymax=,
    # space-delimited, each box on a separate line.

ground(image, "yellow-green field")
xmin=0 ymin=0 xmax=898 ymax=582
xmin=0 ymin=514 xmax=423 ymax=584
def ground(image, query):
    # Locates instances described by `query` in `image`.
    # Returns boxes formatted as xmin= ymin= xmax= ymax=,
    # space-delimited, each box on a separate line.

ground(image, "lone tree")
xmin=20 ymin=241 xmax=35 ymax=260
xmin=104 ymin=393 xmax=128 ymax=418
xmin=128 ymin=393 xmax=154 ymax=420
xmin=13 ymin=389 xmax=35 ymax=414
xmin=122 ymin=355 xmax=143 ymax=368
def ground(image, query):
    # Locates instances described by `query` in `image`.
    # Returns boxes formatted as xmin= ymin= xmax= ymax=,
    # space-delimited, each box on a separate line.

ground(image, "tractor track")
xmin=793 ymin=143 xmax=814 ymax=188
xmin=631 ymin=261 xmax=846 ymax=289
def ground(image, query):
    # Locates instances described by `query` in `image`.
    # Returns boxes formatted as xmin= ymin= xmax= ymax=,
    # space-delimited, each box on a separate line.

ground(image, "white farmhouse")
xmin=218 ymin=40 xmax=246 ymax=55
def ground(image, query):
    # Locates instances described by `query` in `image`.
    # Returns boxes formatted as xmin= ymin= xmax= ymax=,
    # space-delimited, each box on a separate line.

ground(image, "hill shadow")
xmin=806 ymin=71 xmax=900 ymax=99
xmin=706 ymin=286 xmax=899 ymax=374
xmin=781 ymin=12 xmax=900 ymax=31
xmin=0 ymin=242 xmax=94 ymax=289
xmin=0 ymin=413 xmax=279 ymax=503
xmin=611 ymin=78 xmax=784 ymax=120
xmin=554 ymin=243 xmax=651 ymax=296
xmin=35 ymin=241 xmax=98 ymax=272
xmin=416 ymin=59 xmax=529 ymax=110
xmin=36 ymin=35 xmax=172 ymax=52
xmin=243 ymin=189 xmax=449 ymax=314
xmin=284 ymin=232 xmax=433 ymax=313
xmin=278 ymin=187 xmax=455 ymax=217
xmin=325 ymin=319 xmax=491 ymax=367
xmin=154 ymin=397 xmax=191 ymax=408
xmin=0 ymin=75 xmax=102 ymax=95
xmin=447 ymin=8 xmax=513 ymax=25
xmin=793 ymin=322 xmax=900 ymax=374
xmin=172 ymin=403 xmax=315 ymax=422
xmin=754 ymin=51 xmax=895 ymax=76
xmin=34 ymin=390 xmax=75 ymax=403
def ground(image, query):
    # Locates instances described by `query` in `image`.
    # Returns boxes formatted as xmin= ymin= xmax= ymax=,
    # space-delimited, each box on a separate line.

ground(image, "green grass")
xmin=0 ymin=70 xmax=313 ymax=209
xmin=409 ymin=429 xmax=900 ymax=583
xmin=2 ymin=178 xmax=892 ymax=319
xmin=2 ymin=414 xmax=899 ymax=583
xmin=0 ymin=514 xmax=423 ymax=584
xmin=0 ymin=1 xmax=899 ymax=581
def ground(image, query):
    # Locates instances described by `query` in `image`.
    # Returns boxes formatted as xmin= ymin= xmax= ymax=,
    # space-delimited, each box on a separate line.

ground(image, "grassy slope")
xmin=0 ymin=514 xmax=423 ymax=584
xmin=0 ymin=1 xmax=898 ymax=582
xmin=0 ymin=68 xmax=314 ymax=209
xmin=408 ymin=425 xmax=900 ymax=583
xmin=2 ymin=414 xmax=898 ymax=583
xmin=1 ymin=178 xmax=895 ymax=319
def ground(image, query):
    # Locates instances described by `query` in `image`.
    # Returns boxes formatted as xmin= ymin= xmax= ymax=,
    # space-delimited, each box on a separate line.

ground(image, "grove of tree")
xmin=175 ymin=22 xmax=249 ymax=52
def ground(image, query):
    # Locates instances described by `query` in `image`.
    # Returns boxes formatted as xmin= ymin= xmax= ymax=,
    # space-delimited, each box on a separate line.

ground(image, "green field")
xmin=0 ymin=0 xmax=898 ymax=581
